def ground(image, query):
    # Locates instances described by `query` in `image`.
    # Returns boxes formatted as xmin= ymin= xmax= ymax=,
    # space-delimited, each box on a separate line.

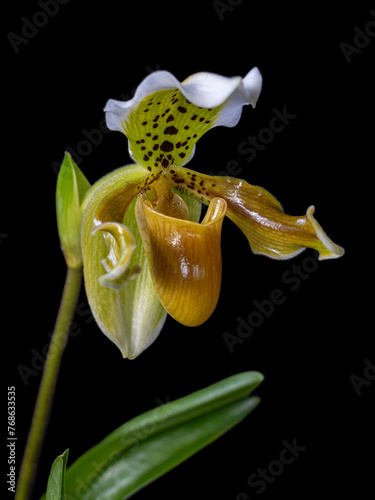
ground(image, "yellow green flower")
xmin=79 ymin=68 xmax=344 ymax=359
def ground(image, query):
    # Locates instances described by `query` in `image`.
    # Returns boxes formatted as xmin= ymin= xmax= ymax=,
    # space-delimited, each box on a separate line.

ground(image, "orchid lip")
xmin=135 ymin=192 xmax=227 ymax=327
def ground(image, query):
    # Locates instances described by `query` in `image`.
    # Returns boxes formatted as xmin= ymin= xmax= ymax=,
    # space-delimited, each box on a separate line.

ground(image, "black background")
xmin=4 ymin=1 xmax=374 ymax=499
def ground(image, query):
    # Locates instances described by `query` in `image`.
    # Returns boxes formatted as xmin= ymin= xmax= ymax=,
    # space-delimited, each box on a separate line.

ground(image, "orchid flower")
xmin=79 ymin=68 xmax=344 ymax=359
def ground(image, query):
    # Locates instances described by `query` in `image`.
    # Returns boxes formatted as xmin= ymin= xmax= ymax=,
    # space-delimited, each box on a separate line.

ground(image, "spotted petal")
xmin=169 ymin=167 xmax=345 ymax=260
xmin=104 ymin=68 xmax=262 ymax=172
xmin=135 ymin=194 xmax=227 ymax=327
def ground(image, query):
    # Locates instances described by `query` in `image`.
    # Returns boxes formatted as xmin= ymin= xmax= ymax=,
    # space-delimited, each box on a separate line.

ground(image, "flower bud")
xmin=56 ymin=152 xmax=90 ymax=268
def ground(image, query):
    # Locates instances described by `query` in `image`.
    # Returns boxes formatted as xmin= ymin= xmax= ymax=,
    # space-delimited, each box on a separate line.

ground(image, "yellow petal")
xmin=135 ymin=195 xmax=227 ymax=326
xmin=169 ymin=167 xmax=344 ymax=260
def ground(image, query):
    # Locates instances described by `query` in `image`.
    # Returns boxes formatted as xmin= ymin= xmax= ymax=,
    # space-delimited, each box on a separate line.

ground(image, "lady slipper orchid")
xmin=80 ymin=68 xmax=344 ymax=359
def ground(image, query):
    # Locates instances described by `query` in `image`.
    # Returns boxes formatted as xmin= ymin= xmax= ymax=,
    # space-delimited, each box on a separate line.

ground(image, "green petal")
xmin=56 ymin=152 xmax=90 ymax=268
xmin=123 ymin=89 xmax=222 ymax=172
xmin=81 ymin=165 xmax=166 ymax=359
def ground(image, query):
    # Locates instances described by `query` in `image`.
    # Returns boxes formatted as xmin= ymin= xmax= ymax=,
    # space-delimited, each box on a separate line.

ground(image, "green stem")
xmin=16 ymin=266 xmax=83 ymax=500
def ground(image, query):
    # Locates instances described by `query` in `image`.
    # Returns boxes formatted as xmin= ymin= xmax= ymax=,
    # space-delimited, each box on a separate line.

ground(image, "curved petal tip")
xmin=306 ymin=206 xmax=345 ymax=260
xmin=91 ymin=222 xmax=141 ymax=290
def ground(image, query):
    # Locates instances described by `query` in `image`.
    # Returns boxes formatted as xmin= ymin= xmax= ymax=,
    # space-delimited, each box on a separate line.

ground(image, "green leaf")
xmin=46 ymin=449 xmax=69 ymax=500
xmin=48 ymin=371 xmax=263 ymax=499
xmin=56 ymin=152 xmax=90 ymax=268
